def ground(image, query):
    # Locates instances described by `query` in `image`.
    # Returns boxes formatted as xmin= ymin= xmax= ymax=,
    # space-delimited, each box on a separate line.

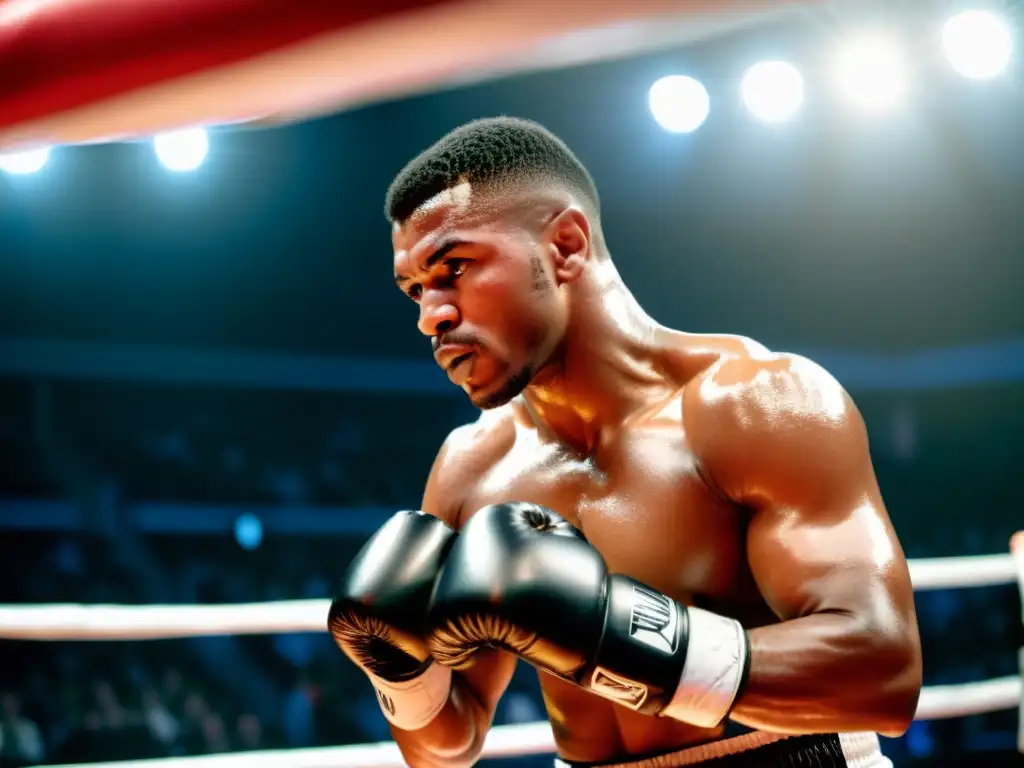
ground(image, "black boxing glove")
xmin=426 ymin=502 xmax=751 ymax=729
xmin=328 ymin=510 xmax=457 ymax=731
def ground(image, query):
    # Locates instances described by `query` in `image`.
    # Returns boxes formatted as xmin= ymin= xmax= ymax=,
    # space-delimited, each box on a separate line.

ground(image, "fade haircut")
xmin=385 ymin=117 xmax=600 ymax=224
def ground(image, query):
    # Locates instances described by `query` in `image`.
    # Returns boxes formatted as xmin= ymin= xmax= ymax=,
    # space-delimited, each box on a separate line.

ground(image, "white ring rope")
xmin=0 ymin=599 xmax=328 ymax=641
xmin=1013 ymin=532 xmax=1024 ymax=754
xmin=7 ymin=536 xmax=1023 ymax=768
xmin=906 ymin=552 xmax=1019 ymax=591
xmin=43 ymin=721 xmax=559 ymax=768
xmin=37 ymin=678 xmax=1024 ymax=768
xmin=0 ymin=553 xmax=1015 ymax=642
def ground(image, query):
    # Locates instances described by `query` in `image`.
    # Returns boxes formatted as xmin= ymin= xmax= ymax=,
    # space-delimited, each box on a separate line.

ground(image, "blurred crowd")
xmin=0 ymin=379 xmax=470 ymax=509
xmin=0 ymin=534 xmax=547 ymax=768
xmin=0 ymin=378 xmax=1021 ymax=766
xmin=0 ymin=530 xmax=1017 ymax=768
xmin=0 ymin=663 xmax=277 ymax=766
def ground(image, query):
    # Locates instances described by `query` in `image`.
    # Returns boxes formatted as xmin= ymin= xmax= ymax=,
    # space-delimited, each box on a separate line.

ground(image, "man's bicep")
xmin=689 ymin=354 xmax=914 ymax=620
xmin=741 ymin=386 xmax=910 ymax=620
xmin=746 ymin=499 xmax=905 ymax=622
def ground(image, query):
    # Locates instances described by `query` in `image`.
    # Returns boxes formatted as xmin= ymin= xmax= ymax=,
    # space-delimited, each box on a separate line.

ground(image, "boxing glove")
xmin=426 ymin=502 xmax=751 ymax=729
xmin=328 ymin=510 xmax=457 ymax=731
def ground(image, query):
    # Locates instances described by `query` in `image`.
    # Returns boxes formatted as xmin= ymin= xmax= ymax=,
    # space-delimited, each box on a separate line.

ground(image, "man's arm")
xmin=391 ymin=421 xmax=519 ymax=768
xmin=685 ymin=353 xmax=922 ymax=737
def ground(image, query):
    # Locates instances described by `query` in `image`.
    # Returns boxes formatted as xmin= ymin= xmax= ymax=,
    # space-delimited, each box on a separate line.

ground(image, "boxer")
xmin=329 ymin=117 xmax=921 ymax=767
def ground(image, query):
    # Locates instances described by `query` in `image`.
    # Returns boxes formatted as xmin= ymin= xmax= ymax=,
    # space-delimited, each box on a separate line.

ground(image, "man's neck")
xmin=521 ymin=266 xmax=674 ymax=454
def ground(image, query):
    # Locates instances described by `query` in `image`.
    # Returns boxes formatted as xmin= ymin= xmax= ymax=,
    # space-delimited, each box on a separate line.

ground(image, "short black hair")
xmin=385 ymin=117 xmax=600 ymax=223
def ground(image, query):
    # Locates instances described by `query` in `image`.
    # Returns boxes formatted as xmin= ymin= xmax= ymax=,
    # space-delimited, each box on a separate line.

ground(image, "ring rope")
xmin=8 ymin=537 xmax=1022 ymax=768
xmin=42 ymin=721 xmax=559 ymax=768
xmin=1013 ymin=532 xmax=1024 ymax=753
xmin=38 ymin=677 xmax=1024 ymax=768
xmin=0 ymin=599 xmax=327 ymax=641
xmin=906 ymin=552 xmax=1019 ymax=591
xmin=0 ymin=554 xmax=1015 ymax=642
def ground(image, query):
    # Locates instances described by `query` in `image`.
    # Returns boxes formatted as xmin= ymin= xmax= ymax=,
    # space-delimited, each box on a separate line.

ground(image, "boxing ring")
xmin=2 ymin=0 xmax=1022 ymax=764
xmin=0 ymin=0 xmax=817 ymax=152
xmin=0 ymin=532 xmax=1021 ymax=767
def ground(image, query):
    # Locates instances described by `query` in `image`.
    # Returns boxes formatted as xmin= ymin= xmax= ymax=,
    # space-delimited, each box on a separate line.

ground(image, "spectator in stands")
xmin=281 ymin=677 xmax=316 ymax=748
xmin=141 ymin=687 xmax=179 ymax=749
xmin=235 ymin=714 xmax=264 ymax=751
xmin=199 ymin=714 xmax=230 ymax=754
xmin=0 ymin=693 xmax=44 ymax=767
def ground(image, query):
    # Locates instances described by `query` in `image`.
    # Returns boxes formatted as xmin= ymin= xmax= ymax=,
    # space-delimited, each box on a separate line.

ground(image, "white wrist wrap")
xmin=368 ymin=662 xmax=452 ymax=731
xmin=660 ymin=606 xmax=749 ymax=729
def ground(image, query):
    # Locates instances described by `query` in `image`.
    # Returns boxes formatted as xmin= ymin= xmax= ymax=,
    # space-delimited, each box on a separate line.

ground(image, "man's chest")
xmin=461 ymin=420 xmax=751 ymax=601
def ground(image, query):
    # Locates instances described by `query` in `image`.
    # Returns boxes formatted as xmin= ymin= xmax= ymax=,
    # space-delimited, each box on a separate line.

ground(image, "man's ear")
xmin=547 ymin=207 xmax=592 ymax=285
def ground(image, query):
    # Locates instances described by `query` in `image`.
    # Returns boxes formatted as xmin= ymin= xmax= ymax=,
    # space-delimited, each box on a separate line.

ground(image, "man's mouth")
xmin=446 ymin=353 xmax=474 ymax=385
xmin=434 ymin=343 xmax=474 ymax=369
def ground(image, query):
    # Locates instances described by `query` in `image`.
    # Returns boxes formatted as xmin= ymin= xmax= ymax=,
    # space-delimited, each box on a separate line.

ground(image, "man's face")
xmin=392 ymin=184 xmax=565 ymax=409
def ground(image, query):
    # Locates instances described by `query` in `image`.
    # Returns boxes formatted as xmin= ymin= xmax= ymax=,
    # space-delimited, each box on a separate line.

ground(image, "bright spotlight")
xmin=0 ymin=146 xmax=51 ymax=175
xmin=943 ymin=10 xmax=1013 ymax=80
xmin=153 ymin=128 xmax=209 ymax=172
xmin=833 ymin=34 xmax=909 ymax=112
xmin=649 ymin=75 xmax=710 ymax=134
xmin=741 ymin=61 xmax=804 ymax=123
xmin=234 ymin=513 xmax=263 ymax=551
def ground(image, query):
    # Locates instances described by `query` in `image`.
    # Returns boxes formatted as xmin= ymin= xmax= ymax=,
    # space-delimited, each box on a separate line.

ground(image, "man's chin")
xmin=464 ymin=382 xmax=509 ymax=411
xmin=470 ymin=391 xmax=515 ymax=411
xmin=465 ymin=367 xmax=532 ymax=410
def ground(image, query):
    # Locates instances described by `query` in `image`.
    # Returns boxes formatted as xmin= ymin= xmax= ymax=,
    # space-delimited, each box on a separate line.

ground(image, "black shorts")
xmin=553 ymin=731 xmax=891 ymax=768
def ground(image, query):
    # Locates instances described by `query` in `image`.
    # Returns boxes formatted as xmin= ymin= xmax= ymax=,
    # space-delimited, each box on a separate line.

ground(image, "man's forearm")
xmin=391 ymin=673 xmax=490 ymax=768
xmin=728 ymin=612 xmax=921 ymax=737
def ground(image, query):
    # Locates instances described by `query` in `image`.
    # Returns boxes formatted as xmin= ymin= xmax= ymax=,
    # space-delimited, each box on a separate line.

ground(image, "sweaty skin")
xmin=386 ymin=182 xmax=922 ymax=767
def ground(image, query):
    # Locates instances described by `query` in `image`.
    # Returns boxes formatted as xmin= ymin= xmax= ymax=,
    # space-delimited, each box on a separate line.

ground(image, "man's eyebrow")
xmin=394 ymin=240 xmax=468 ymax=285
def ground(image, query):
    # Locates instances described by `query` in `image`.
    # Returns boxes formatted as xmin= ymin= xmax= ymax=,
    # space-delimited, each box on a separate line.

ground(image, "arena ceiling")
xmin=1 ymin=0 xmax=1021 ymax=363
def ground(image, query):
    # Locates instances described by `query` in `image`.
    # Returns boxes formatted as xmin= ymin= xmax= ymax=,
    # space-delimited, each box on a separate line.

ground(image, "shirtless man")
xmin=328 ymin=117 xmax=922 ymax=768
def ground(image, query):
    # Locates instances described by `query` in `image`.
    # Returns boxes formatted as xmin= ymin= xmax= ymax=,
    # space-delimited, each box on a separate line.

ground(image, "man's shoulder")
xmin=677 ymin=334 xmax=850 ymax=433
xmin=676 ymin=337 xmax=870 ymax=510
xmin=442 ymin=407 xmax=518 ymax=466
xmin=423 ymin=407 xmax=518 ymax=527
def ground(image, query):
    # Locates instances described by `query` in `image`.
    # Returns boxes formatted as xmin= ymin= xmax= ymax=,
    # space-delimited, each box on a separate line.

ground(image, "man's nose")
xmin=418 ymin=294 xmax=460 ymax=337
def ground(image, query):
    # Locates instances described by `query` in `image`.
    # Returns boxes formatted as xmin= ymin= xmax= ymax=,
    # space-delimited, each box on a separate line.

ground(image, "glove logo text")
xmin=375 ymin=687 xmax=396 ymax=717
xmin=628 ymin=585 xmax=679 ymax=654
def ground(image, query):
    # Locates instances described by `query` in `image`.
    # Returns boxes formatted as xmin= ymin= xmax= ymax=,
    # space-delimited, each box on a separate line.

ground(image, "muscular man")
xmin=329 ymin=118 xmax=922 ymax=768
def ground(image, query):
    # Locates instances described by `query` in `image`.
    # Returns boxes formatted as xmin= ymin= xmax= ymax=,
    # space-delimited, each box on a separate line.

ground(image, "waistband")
xmin=553 ymin=731 xmax=891 ymax=768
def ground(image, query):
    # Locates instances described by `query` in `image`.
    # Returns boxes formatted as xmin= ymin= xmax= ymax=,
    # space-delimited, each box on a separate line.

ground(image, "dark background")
xmin=0 ymin=1 xmax=1021 ymax=766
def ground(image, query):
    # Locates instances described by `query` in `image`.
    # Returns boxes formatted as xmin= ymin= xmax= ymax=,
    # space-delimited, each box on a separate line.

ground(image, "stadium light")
xmin=741 ymin=61 xmax=804 ymax=123
xmin=833 ymin=33 xmax=909 ymax=112
xmin=234 ymin=513 xmax=263 ymax=551
xmin=648 ymin=75 xmax=711 ymax=134
xmin=153 ymin=128 xmax=209 ymax=172
xmin=943 ymin=10 xmax=1013 ymax=80
xmin=0 ymin=146 xmax=51 ymax=175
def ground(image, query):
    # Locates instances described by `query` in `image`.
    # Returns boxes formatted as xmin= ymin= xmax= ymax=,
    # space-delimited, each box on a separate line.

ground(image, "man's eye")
xmin=407 ymin=285 xmax=422 ymax=300
xmin=447 ymin=259 xmax=468 ymax=277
